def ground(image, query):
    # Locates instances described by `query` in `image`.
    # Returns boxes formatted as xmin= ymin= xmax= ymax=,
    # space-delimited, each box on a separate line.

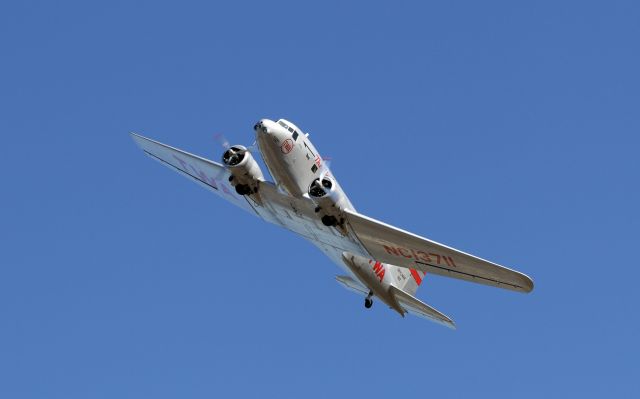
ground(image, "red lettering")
xmin=383 ymin=245 xmax=399 ymax=256
xmin=207 ymin=176 xmax=219 ymax=189
xmin=372 ymin=261 xmax=384 ymax=274
xmin=416 ymin=250 xmax=432 ymax=263
xmin=220 ymin=183 xmax=232 ymax=195
xmin=194 ymin=168 xmax=212 ymax=186
xmin=173 ymin=155 xmax=189 ymax=171
xmin=429 ymin=253 xmax=441 ymax=264
xmin=397 ymin=247 xmax=412 ymax=258
xmin=372 ymin=261 xmax=385 ymax=282
xmin=171 ymin=156 xmax=219 ymax=190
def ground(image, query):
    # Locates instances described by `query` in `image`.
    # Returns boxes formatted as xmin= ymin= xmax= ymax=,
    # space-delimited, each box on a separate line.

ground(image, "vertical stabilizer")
xmin=390 ymin=266 xmax=426 ymax=296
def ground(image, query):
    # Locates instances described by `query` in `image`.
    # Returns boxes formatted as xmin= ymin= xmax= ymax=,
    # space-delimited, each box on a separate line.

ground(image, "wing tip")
xmin=518 ymin=273 xmax=535 ymax=293
xmin=130 ymin=131 xmax=149 ymax=149
xmin=439 ymin=316 xmax=457 ymax=330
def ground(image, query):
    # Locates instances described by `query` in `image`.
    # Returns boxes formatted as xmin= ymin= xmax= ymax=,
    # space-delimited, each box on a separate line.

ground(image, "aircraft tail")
xmin=391 ymin=266 xmax=426 ymax=296
xmin=389 ymin=286 xmax=456 ymax=329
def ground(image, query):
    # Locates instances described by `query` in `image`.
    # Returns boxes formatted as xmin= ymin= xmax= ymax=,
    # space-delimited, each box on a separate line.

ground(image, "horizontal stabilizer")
xmin=335 ymin=275 xmax=369 ymax=296
xmin=390 ymin=286 xmax=456 ymax=329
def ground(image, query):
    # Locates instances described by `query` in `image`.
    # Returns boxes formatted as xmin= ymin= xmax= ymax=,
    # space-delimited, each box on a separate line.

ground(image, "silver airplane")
xmin=131 ymin=118 xmax=534 ymax=329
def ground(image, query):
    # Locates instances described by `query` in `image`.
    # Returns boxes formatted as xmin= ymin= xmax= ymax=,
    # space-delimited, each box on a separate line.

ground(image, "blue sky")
xmin=1 ymin=1 xmax=638 ymax=397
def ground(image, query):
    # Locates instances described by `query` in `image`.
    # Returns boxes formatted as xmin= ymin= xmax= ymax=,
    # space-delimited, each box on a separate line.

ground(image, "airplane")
xmin=131 ymin=118 xmax=534 ymax=329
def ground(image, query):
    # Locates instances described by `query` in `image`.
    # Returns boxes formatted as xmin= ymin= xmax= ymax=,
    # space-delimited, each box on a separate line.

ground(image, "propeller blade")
xmin=213 ymin=133 xmax=231 ymax=150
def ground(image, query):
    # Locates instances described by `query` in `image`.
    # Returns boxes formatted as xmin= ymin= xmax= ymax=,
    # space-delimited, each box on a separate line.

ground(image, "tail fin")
xmin=391 ymin=266 xmax=426 ymax=296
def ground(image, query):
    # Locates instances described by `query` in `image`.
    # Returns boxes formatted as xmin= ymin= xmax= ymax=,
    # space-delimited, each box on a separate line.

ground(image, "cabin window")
xmin=311 ymin=164 xmax=318 ymax=173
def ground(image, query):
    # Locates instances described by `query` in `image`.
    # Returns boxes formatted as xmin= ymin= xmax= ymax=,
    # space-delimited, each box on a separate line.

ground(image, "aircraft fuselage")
xmin=254 ymin=118 xmax=413 ymax=313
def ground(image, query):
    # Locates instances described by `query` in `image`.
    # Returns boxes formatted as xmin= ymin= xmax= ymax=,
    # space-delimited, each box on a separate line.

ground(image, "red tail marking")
xmin=372 ymin=261 xmax=385 ymax=282
xmin=410 ymin=269 xmax=423 ymax=285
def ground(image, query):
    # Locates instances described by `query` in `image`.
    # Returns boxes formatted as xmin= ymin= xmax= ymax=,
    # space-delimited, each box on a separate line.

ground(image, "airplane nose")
xmin=254 ymin=119 xmax=271 ymax=136
xmin=253 ymin=119 xmax=278 ymax=136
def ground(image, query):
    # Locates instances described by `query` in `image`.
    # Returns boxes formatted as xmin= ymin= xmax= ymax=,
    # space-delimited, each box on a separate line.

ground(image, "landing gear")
xmin=321 ymin=215 xmax=338 ymax=227
xmin=364 ymin=291 xmax=373 ymax=309
xmin=235 ymin=184 xmax=251 ymax=195
xmin=233 ymin=183 xmax=257 ymax=196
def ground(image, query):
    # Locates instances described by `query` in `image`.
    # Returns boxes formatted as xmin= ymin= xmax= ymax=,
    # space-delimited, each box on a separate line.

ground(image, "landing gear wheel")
xmin=321 ymin=215 xmax=337 ymax=227
xmin=235 ymin=184 xmax=251 ymax=195
xmin=364 ymin=297 xmax=373 ymax=309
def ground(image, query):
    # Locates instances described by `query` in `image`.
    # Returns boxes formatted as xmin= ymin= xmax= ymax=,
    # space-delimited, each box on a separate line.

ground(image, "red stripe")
xmin=410 ymin=269 xmax=423 ymax=285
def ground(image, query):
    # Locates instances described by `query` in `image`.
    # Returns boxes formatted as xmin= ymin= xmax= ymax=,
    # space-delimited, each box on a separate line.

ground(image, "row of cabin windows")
xmin=278 ymin=120 xmax=299 ymax=141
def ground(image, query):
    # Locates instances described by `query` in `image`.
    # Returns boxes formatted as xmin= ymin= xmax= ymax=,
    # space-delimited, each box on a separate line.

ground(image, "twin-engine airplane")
xmin=131 ymin=118 xmax=534 ymax=329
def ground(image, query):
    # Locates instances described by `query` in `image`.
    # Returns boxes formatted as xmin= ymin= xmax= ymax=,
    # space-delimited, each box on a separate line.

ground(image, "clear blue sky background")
xmin=1 ymin=1 xmax=638 ymax=398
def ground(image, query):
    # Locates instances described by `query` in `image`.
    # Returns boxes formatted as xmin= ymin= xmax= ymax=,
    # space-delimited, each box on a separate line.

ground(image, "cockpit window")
xmin=279 ymin=120 xmax=300 ymax=141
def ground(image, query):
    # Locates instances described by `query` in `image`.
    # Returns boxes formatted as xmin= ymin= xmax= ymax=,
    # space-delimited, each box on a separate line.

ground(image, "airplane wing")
xmin=345 ymin=209 xmax=534 ymax=293
xmin=130 ymin=134 xmax=366 ymax=254
xmin=131 ymin=133 xmax=261 ymax=215
xmin=132 ymin=133 xmax=532 ymax=295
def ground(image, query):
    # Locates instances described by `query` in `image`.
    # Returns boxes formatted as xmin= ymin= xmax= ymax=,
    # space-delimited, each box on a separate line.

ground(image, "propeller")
xmin=309 ymin=177 xmax=327 ymax=198
xmin=317 ymin=157 xmax=333 ymax=183
xmin=222 ymin=146 xmax=245 ymax=166
xmin=214 ymin=133 xmax=246 ymax=180
xmin=214 ymin=133 xmax=231 ymax=151
xmin=310 ymin=160 xmax=334 ymax=198
xmin=213 ymin=132 xmax=262 ymax=181
xmin=214 ymin=132 xmax=258 ymax=153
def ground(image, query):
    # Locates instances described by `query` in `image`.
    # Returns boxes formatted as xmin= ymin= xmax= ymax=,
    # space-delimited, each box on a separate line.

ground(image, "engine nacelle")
xmin=222 ymin=145 xmax=264 ymax=195
xmin=308 ymin=176 xmax=348 ymax=227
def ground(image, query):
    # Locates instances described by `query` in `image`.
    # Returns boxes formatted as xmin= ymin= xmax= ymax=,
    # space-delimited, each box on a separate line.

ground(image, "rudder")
xmin=390 ymin=265 xmax=426 ymax=296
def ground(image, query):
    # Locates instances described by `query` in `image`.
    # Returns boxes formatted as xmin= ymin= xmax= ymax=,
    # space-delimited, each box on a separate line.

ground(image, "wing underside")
xmin=345 ymin=209 xmax=534 ymax=293
xmin=131 ymin=133 xmax=261 ymax=215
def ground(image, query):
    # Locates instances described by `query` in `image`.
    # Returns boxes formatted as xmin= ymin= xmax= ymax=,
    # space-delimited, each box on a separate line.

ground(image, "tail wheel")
xmin=364 ymin=298 xmax=373 ymax=309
